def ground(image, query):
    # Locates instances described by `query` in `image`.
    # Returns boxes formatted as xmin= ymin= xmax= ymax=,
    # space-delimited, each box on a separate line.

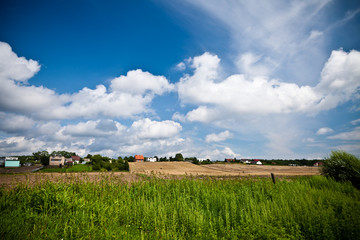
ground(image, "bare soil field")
xmin=129 ymin=162 xmax=320 ymax=177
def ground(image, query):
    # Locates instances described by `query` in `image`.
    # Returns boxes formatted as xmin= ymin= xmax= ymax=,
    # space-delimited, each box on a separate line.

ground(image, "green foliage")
xmin=90 ymin=154 xmax=129 ymax=172
xmin=32 ymin=151 xmax=50 ymax=165
xmin=174 ymin=153 xmax=184 ymax=161
xmin=321 ymin=151 xmax=360 ymax=189
xmin=39 ymin=164 xmax=93 ymax=173
xmin=50 ymin=151 xmax=76 ymax=158
xmin=1 ymin=176 xmax=359 ymax=239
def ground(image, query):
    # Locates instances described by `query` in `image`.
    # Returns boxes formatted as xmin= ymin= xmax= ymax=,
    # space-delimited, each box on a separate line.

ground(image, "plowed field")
xmin=129 ymin=162 xmax=320 ymax=176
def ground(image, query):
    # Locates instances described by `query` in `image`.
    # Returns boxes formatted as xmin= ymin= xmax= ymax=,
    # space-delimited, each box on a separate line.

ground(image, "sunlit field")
xmin=1 ymin=175 xmax=359 ymax=239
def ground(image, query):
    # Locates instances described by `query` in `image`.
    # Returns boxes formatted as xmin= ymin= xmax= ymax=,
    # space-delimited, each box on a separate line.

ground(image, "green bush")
xmin=321 ymin=151 xmax=360 ymax=188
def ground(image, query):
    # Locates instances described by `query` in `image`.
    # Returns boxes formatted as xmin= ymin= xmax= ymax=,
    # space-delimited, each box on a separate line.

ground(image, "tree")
xmin=33 ymin=151 xmax=50 ymax=165
xmin=321 ymin=151 xmax=360 ymax=189
xmin=175 ymin=153 xmax=184 ymax=161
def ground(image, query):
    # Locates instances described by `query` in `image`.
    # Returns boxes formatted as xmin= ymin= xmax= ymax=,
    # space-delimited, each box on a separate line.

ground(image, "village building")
xmin=135 ymin=155 xmax=144 ymax=162
xmin=252 ymin=159 xmax=263 ymax=165
xmin=49 ymin=156 xmax=65 ymax=167
xmin=71 ymin=155 xmax=81 ymax=164
xmin=147 ymin=157 xmax=157 ymax=162
xmin=314 ymin=161 xmax=324 ymax=167
xmin=0 ymin=157 xmax=20 ymax=167
xmin=225 ymin=158 xmax=235 ymax=163
xmin=241 ymin=159 xmax=251 ymax=164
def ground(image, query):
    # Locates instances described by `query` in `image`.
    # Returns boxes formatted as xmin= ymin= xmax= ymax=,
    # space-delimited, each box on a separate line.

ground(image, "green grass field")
xmin=1 ymin=176 xmax=359 ymax=239
xmin=39 ymin=164 xmax=93 ymax=173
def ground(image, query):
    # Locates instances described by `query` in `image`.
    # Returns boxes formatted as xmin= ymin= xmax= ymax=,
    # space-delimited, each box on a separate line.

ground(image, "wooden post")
xmin=271 ymin=173 xmax=276 ymax=184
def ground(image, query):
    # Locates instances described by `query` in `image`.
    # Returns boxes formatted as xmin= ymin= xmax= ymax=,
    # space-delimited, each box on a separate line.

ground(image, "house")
xmin=71 ymin=155 xmax=81 ymax=164
xmin=147 ymin=157 xmax=157 ymax=162
xmin=49 ymin=156 xmax=65 ymax=166
xmin=252 ymin=159 xmax=263 ymax=165
xmin=225 ymin=158 xmax=235 ymax=163
xmin=241 ymin=159 xmax=251 ymax=164
xmin=135 ymin=155 xmax=144 ymax=162
xmin=1 ymin=157 xmax=20 ymax=167
xmin=314 ymin=161 xmax=323 ymax=167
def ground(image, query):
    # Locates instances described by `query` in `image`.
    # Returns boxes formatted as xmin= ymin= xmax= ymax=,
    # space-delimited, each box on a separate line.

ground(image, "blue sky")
xmin=0 ymin=0 xmax=359 ymax=159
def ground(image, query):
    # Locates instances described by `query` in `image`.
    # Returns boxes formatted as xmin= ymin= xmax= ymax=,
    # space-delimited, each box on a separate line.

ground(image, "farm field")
xmin=129 ymin=162 xmax=320 ymax=176
xmin=1 ymin=175 xmax=359 ymax=239
xmin=0 ymin=172 xmax=139 ymax=189
xmin=0 ymin=162 xmax=320 ymax=188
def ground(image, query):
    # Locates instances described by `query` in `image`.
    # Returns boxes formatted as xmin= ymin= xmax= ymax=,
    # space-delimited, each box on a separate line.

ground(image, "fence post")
xmin=271 ymin=172 xmax=276 ymax=184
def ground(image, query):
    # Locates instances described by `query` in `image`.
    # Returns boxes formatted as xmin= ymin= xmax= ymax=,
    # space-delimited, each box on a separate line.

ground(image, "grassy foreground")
xmin=1 ymin=176 xmax=359 ymax=239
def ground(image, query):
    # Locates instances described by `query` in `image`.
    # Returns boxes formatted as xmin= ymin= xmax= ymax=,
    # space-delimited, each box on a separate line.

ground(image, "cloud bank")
xmin=177 ymin=50 xmax=360 ymax=123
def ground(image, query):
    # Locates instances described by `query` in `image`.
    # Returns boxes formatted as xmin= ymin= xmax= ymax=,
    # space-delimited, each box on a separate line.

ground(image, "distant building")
xmin=135 ymin=155 xmax=144 ymax=162
xmin=71 ymin=155 xmax=81 ymax=164
xmin=147 ymin=157 xmax=157 ymax=162
xmin=241 ymin=159 xmax=251 ymax=164
xmin=49 ymin=156 xmax=65 ymax=166
xmin=314 ymin=161 xmax=323 ymax=167
xmin=252 ymin=159 xmax=263 ymax=165
xmin=1 ymin=157 xmax=20 ymax=167
xmin=225 ymin=158 xmax=235 ymax=163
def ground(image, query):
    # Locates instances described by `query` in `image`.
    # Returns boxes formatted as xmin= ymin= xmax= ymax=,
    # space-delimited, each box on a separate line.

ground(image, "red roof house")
xmin=71 ymin=156 xmax=81 ymax=161
xmin=135 ymin=155 xmax=144 ymax=162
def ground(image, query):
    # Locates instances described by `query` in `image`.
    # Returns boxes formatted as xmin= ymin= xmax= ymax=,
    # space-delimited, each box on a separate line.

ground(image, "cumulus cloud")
xmin=62 ymin=119 xmax=124 ymax=137
xmin=205 ymin=130 xmax=233 ymax=143
xmin=0 ymin=42 xmax=40 ymax=82
xmin=316 ymin=127 xmax=334 ymax=135
xmin=110 ymin=69 xmax=174 ymax=95
xmin=0 ymin=136 xmax=45 ymax=155
xmin=178 ymin=50 xmax=360 ymax=123
xmin=130 ymin=118 xmax=182 ymax=139
xmin=0 ymin=42 xmax=174 ymax=120
xmin=197 ymin=146 xmax=237 ymax=160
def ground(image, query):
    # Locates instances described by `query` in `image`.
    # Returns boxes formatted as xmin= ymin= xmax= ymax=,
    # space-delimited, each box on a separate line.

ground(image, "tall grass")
xmin=1 ymin=176 xmax=359 ymax=239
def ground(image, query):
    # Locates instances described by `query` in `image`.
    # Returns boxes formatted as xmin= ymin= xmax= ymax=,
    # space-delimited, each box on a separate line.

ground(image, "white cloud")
xmin=236 ymin=52 xmax=277 ymax=77
xmin=316 ymin=127 xmax=334 ymax=135
xmin=0 ymin=136 xmax=45 ymax=155
xmin=197 ymin=146 xmax=238 ymax=160
xmin=176 ymin=62 xmax=186 ymax=71
xmin=328 ymin=127 xmax=360 ymax=140
xmin=0 ymin=42 xmax=40 ymax=82
xmin=0 ymin=42 xmax=174 ymax=120
xmin=205 ymin=130 xmax=233 ymax=143
xmin=62 ymin=119 xmax=125 ymax=137
xmin=178 ymin=50 xmax=360 ymax=123
xmin=110 ymin=69 xmax=174 ymax=95
xmin=176 ymin=0 xmax=331 ymax=84
xmin=130 ymin=118 xmax=182 ymax=139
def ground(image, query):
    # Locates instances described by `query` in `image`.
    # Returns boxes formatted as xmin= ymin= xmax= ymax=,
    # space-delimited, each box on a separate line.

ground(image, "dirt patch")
xmin=129 ymin=162 xmax=320 ymax=177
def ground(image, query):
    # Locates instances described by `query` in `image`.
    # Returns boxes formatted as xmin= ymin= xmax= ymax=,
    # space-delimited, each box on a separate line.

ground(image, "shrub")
xmin=321 ymin=151 xmax=360 ymax=188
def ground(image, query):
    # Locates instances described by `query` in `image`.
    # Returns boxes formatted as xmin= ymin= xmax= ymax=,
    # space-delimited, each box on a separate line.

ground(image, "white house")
xmin=147 ymin=157 xmax=157 ymax=162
